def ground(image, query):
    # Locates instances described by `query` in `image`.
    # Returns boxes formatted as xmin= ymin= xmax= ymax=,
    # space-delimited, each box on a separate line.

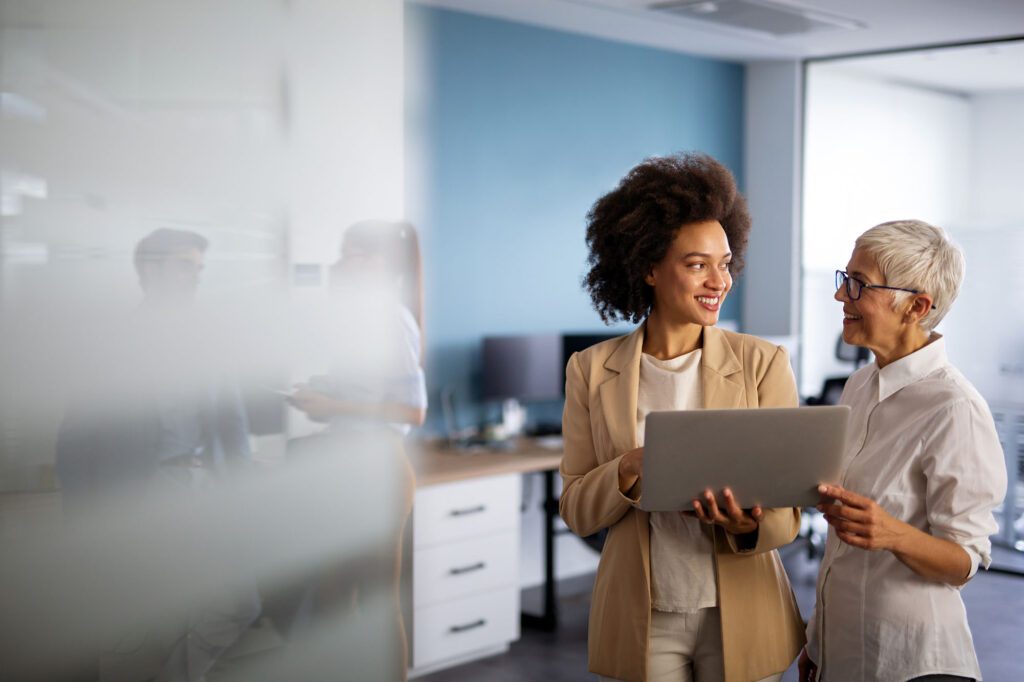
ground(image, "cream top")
xmin=637 ymin=349 xmax=717 ymax=613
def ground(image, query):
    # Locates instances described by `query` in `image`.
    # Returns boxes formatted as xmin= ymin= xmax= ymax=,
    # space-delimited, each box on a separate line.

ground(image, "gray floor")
xmin=421 ymin=543 xmax=1024 ymax=682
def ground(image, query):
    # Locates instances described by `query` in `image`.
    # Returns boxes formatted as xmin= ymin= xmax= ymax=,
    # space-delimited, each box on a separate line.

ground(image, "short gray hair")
xmin=854 ymin=220 xmax=964 ymax=332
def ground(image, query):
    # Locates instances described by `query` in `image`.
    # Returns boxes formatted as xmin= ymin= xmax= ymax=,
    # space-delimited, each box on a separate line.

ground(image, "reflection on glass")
xmin=1 ymin=2 xmax=412 ymax=680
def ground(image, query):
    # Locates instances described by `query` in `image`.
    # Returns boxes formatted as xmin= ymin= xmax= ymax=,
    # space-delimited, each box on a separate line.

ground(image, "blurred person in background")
xmin=799 ymin=221 xmax=1007 ymax=682
xmin=281 ymin=220 xmax=426 ymax=680
xmin=55 ymin=228 xmax=260 ymax=682
xmin=289 ymin=219 xmax=426 ymax=431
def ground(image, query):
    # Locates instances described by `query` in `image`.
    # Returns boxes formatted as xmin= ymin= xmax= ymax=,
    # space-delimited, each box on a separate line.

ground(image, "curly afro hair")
xmin=583 ymin=152 xmax=751 ymax=324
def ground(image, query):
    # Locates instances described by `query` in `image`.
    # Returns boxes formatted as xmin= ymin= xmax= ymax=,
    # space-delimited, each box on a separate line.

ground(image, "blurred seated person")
xmin=55 ymin=228 xmax=260 ymax=682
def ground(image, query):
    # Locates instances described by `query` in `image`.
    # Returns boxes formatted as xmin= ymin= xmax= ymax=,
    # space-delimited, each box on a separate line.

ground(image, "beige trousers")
xmin=600 ymin=608 xmax=784 ymax=682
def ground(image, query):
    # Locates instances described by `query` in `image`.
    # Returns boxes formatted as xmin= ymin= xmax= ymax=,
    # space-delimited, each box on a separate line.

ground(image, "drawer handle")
xmin=449 ymin=505 xmax=486 ymax=517
xmin=449 ymin=561 xmax=486 ymax=576
xmin=449 ymin=618 xmax=486 ymax=634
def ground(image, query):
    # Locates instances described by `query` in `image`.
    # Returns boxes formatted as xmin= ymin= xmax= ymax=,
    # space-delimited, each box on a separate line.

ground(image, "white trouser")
xmin=600 ymin=607 xmax=784 ymax=682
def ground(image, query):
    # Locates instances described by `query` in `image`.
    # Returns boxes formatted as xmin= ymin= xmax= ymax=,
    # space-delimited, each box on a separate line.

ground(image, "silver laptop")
xmin=640 ymin=405 xmax=850 ymax=511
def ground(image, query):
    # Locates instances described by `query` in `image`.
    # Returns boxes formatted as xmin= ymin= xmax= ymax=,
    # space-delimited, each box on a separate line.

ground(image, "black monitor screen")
xmin=481 ymin=334 xmax=563 ymax=402
xmin=561 ymin=333 xmax=619 ymax=393
xmin=480 ymin=332 xmax=622 ymax=402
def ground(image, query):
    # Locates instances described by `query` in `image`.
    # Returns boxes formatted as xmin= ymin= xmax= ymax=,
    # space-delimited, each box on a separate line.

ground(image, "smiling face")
xmin=645 ymin=220 xmax=732 ymax=327
xmin=835 ymin=246 xmax=907 ymax=354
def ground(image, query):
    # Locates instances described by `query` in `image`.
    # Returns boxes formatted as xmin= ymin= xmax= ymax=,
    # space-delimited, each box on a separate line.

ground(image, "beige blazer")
xmin=559 ymin=324 xmax=805 ymax=682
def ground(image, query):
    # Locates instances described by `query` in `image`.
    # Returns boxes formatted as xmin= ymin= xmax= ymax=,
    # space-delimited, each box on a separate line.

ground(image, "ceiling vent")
xmin=649 ymin=0 xmax=864 ymax=36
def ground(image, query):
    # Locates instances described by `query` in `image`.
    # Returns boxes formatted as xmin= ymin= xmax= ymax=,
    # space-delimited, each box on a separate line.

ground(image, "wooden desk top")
xmin=409 ymin=438 xmax=563 ymax=488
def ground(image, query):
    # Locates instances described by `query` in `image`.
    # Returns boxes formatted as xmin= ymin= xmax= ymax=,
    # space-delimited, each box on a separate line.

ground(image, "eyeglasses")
xmin=835 ymin=270 xmax=936 ymax=309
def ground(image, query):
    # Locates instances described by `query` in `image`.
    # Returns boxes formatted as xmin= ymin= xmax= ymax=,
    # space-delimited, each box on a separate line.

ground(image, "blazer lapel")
xmin=598 ymin=325 xmax=644 ymax=456
xmin=701 ymin=326 xmax=746 ymax=409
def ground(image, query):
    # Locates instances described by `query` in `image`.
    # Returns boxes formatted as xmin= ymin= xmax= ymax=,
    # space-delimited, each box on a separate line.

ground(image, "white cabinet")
xmin=414 ymin=532 xmax=518 ymax=608
xmin=408 ymin=473 xmax=522 ymax=676
xmin=414 ymin=474 xmax=520 ymax=548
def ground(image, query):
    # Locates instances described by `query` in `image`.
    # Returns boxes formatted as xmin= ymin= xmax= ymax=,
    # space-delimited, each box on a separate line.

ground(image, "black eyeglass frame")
xmin=835 ymin=270 xmax=937 ymax=309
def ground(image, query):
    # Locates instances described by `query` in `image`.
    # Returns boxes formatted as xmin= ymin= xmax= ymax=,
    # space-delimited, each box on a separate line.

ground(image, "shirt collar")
xmin=876 ymin=333 xmax=948 ymax=402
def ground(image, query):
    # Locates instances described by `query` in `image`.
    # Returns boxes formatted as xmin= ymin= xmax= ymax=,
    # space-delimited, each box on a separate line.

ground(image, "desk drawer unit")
xmin=410 ymin=473 xmax=522 ymax=674
xmin=412 ymin=586 xmax=519 ymax=670
xmin=414 ymin=529 xmax=518 ymax=608
xmin=413 ymin=474 xmax=519 ymax=548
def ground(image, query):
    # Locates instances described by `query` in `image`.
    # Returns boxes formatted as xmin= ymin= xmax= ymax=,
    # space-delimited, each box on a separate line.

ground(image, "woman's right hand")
xmin=618 ymin=447 xmax=644 ymax=493
xmin=797 ymin=647 xmax=817 ymax=682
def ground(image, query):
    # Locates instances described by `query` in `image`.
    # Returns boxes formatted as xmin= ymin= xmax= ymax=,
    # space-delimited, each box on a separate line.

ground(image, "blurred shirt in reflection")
xmin=289 ymin=220 xmax=427 ymax=435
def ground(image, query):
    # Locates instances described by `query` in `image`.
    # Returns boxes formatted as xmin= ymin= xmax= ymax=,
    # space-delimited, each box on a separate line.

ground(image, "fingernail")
xmin=818 ymin=485 xmax=828 ymax=493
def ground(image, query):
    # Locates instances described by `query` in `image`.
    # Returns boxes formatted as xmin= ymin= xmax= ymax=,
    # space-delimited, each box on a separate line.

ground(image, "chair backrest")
xmin=835 ymin=336 xmax=871 ymax=368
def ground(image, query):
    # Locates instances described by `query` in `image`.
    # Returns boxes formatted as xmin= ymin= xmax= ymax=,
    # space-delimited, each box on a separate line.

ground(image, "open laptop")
xmin=640 ymin=405 xmax=850 ymax=511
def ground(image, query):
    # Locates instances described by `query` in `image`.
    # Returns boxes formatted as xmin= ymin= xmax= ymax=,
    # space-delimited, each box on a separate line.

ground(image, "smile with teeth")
xmin=844 ymin=312 xmax=862 ymax=321
xmin=697 ymin=296 xmax=720 ymax=309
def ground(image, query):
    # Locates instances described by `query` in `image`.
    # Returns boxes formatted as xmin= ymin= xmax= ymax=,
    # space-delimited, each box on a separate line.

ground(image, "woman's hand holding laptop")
xmin=692 ymin=487 xmax=762 ymax=535
xmin=616 ymin=446 xmax=644 ymax=494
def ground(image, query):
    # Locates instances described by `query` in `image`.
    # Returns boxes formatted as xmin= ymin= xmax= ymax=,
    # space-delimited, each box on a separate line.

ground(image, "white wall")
xmin=286 ymin=0 xmax=405 ymax=265
xmin=800 ymin=67 xmax=971 ymax=397
xmin=943 ymin=92 xmax=1024 ymax=406
xmin=968 ymin=92 xmax=1024 ymax=229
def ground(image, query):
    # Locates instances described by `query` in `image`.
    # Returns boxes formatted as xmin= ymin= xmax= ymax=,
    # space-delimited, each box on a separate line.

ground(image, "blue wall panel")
xmin=410 ymin=7 xmax=745 ymax=430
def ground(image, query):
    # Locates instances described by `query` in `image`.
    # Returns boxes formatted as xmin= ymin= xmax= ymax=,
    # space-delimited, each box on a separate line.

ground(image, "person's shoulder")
xmin=920 ymin=363 xmax=991 ymax=415
xmin=572 ymin=331 xmax=633 ymax=371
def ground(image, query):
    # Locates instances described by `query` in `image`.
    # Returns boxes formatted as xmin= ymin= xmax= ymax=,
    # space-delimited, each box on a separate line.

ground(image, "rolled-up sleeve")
xmin=921 ymin=398 xmax=1008 ymax=575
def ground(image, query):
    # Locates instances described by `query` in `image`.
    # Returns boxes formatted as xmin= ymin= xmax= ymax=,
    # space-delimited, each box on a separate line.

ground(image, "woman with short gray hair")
xmin=798 ymin=220 xmax=1007 ymax=682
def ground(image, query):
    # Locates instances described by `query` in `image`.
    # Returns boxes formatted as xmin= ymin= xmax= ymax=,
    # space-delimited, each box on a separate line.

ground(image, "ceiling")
xmin=412 ymin=0 xmax=1024 ymax=62
xmin=828 ymin=40 xmax=1024 ymax=94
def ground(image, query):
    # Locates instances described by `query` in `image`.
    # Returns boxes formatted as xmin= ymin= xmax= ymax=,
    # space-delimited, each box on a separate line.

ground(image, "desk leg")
xmin=522 ymin=469 xmax=558 ymax=631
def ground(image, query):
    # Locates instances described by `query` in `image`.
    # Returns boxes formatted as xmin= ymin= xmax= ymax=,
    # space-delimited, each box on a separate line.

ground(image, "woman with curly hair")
xmin=559 ymin=153 xmax=805 ymax=682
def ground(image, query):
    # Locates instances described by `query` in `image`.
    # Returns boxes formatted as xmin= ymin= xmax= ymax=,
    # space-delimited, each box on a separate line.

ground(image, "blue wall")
xmin=409 ymin=6 xmax=745 ymax=431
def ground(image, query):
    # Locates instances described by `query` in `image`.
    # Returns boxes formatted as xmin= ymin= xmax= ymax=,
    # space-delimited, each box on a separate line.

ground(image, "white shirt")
xmin=327 ymin=300 xmax=427 ymax=436
xmin=806 ymin=335 xmax=1007 ymax=682
xmin=636 ymin=350 xmax=718 ymax=613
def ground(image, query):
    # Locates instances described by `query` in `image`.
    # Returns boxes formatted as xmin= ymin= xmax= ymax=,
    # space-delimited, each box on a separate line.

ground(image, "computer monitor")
xmin=479 ymin=332 xmax=620 ymax=403
xmin=480 ymin=334 xmax=563 ymax=402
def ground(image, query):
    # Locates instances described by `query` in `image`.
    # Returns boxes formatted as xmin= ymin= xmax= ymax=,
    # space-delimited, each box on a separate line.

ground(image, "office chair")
xmin=805 ymin=335 xmax=871 ymax=406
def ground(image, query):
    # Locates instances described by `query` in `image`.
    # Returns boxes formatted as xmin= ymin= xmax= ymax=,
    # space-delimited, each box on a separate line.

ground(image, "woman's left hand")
xmin=817 ymin=484 xmax=908 ymax=552
xmin=692 ymin=488 xmax=762 ymax=535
